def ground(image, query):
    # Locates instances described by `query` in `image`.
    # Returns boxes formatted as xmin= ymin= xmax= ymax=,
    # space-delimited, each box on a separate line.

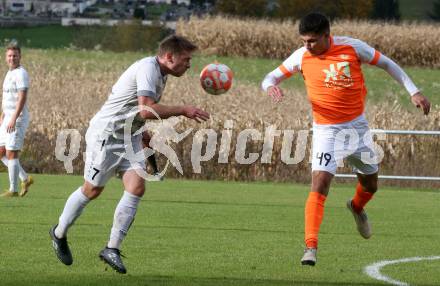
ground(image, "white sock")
xmin=8 ymin=159 xmax=19 ymax=193
xmin=55 ymin=187 xmax=90 ymax=239
xmin=107 ymin=191 xmax=141 ymax=250
xmin=2 ymin=156 xmax=28 ymax=182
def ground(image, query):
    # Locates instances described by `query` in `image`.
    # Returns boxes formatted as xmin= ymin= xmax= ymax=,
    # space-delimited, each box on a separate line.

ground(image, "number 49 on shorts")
xmin=316 ymin=152 xmax=331 ymax=166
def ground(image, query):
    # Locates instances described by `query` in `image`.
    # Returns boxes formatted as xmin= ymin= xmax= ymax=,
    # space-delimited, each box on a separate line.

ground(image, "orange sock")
xmin=352 ymin=183 xmax=374 ymax=213
xmin=304 ymin=192 xmax=326 ymax=249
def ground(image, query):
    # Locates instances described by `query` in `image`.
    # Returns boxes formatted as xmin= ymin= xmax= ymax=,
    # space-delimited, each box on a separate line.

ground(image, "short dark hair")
xmin=6 ymin=40 xmax=21 ymax=54
xmin=299 ymin=12 xmax=330 ymax=35
xmin=158 ymin=35 xmax=197 ymax=56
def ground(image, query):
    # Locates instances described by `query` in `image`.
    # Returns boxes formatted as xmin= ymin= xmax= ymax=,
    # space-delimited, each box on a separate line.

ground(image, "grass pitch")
xmin=0 ymin=174 xmax=439 ymax=286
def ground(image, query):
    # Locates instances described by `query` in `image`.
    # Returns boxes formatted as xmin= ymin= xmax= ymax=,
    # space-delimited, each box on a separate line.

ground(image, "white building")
xmin=4 ymin=0 xmax=49 ymax=12
xmin=51 ymin=0 xmax=98 ymax=15
xmin=3 ymin=0 xmax=97 ymax=14
xmin=147 ymin=0 xmax=190 ymax=5
xmin=114 ymin=0 xmax=190 ymax=5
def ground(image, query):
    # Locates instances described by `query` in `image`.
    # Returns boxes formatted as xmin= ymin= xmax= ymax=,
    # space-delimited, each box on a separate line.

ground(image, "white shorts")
xmin=84 ymin=133 xmax=146 ymax=187
xmin=0 ymin=119 xmax=29 ymax=150
xmin=311 ymin=114 xmax=378 ymax=175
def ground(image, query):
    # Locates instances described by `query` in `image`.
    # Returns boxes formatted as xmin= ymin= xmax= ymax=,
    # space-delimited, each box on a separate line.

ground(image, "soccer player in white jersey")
xmin=49 ymin=35 xmax=209 ymax=274
xmin=262 ymin=13 xmax=431 ymax=266
xmin=0 ymin=42 xmax=34 ymax=198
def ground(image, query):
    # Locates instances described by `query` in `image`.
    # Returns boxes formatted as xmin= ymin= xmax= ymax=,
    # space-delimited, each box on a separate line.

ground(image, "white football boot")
xmin=301 ymin=247 xmax=317 ymax=266
xmin=347 ymin=200 xmax=372 ymax=239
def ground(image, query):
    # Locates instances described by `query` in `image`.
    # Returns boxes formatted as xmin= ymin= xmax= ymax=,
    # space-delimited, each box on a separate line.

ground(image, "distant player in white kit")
xmin=0 ymin=42 xmax=34 ymax=198
xmin=49 ymin=35 xmax=210 ymax=273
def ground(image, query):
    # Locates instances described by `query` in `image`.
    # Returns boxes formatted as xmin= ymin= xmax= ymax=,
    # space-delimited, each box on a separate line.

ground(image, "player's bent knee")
xmin=126 ymin=186 xmax=145 ymax=197
xmin=82 ymin=182 xmax=105 ymax=200
xmin=365 ymin=184 xmax=378 ymax=194
xmin=6 ymin=150 xmax=19 ymax=159
xmin=358 ymin=173 xmax=378 ymax=194
xmin=84 ymin=188 xmax=104 ymax=200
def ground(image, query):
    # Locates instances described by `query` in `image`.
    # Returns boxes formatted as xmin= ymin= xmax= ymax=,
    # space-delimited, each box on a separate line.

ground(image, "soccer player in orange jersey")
xmin=262 ymin=13 xmax=431 ymax=266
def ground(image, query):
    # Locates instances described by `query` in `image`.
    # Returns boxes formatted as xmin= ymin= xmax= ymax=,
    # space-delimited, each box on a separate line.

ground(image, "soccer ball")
xmin=200 ymin=63 xmax=233 ymax=95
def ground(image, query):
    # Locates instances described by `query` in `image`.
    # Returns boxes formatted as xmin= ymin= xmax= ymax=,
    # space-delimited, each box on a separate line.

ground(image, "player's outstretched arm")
xmin=261 ymin=49 xmax=302 ymax=103
xmin=262 ymin=68 xmax=286 ymax=103
xmin=410 ymin=92 xmax=431 ymax=115
xmin=267 ymin=85 xmax=284 ymax=103
xmin=181 ymin=106 xmax=210 ymax=123
xmin=138 ymin=96 xmax=210 ymax=123
xmin=375 ymin=54 xmax=431 ymax=115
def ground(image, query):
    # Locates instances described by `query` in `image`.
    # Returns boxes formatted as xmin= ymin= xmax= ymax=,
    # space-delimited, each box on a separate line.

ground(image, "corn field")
xmin=1 ymin=48 xmax=439 ymax=187
xmin=177 ymin=16 xmax=440 ymax=67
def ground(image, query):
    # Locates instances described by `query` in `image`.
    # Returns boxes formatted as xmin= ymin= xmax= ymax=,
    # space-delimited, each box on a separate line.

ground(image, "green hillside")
xmin=399 ymin=0 xmax=436 ymax=20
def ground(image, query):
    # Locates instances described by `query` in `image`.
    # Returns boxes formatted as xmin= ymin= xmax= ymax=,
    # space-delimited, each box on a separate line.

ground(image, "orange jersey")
xmin=277 ymin=36 xmax=381 ymax=124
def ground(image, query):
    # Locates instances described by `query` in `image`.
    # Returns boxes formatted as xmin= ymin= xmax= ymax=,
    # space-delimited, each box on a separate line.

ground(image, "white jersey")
xmin=2 ymin=66 xmax=30 ymax=123
xmin=88 ymin=56 xmax=167 ymax=139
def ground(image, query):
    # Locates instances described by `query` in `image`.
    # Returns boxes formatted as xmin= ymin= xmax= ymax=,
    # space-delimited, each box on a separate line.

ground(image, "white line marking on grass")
xmin=364 ymin=256 xmax=440 ymax=286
